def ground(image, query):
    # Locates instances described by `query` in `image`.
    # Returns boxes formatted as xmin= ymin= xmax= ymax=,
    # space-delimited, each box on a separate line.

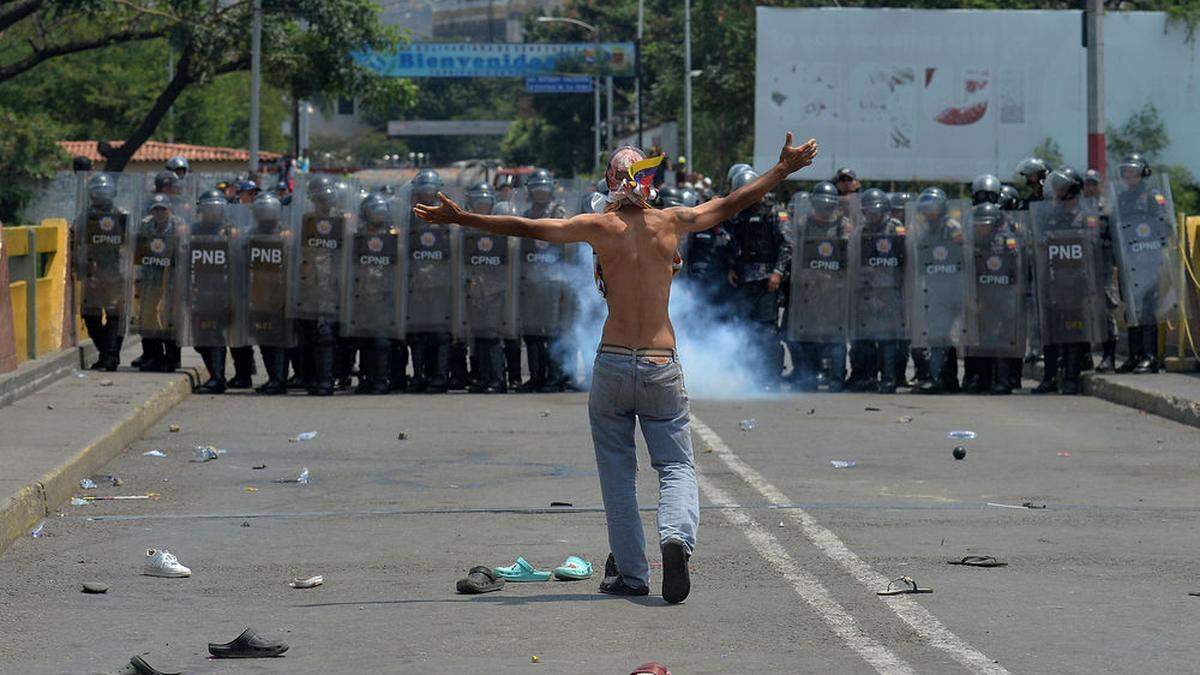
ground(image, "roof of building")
xmin=58 ymin=140 xmax=282 ymax=164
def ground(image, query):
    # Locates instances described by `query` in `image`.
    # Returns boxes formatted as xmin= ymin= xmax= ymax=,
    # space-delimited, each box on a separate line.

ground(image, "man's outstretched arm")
xmin=670 ymin=132 xmax=818 ymax=234
xmin=413 ymin=192 xmax=597 ymax=244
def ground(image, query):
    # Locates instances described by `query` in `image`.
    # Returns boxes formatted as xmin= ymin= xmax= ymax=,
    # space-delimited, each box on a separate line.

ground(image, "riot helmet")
xmin=197 ymin=189 xmax=227 ymax=224
xmin=1046 ymin=166 xmax=1084 ymax=201
xmin=147 ymin=193 xmax=172 ymax=223
xmin=86 ymin=173 xmax=117 ymax=210
xmin=252 ymin=192 xmax=282 ymax=225
xmin=1084 ymin=168 xmax=1102 ymax=184
xmin=888 ymin=191 xmax=913 ymax=218
xmin=915 ymin=187 xmax=948 ymax=220
xmin=810 ymin=181 xmax=840 ymax=219
xmin=998 ymin=184 xmax=1021 ymax=211
xmin=680 ymin=187 xmax=700 ymax=207
xmin=466 ymin=182 xmax=495 ymax=214
xmin=970 ymin=174 xmax=1002 ymax=205
xmin=165 ymin=156 xmax=189 ymax=177
xmin=860 ymin=187 xmax=889 ymax=221
xmin=658 ymin=186 xmax=684 ymax=208
xmin=360 ymin=193 xmax=391 ymax=226
xmin=833 ymin=167 xmax=858 ymax=195
xmin=153 ymin=170 xmax=179 ymax=195
xmin=730 ymin=169 xmax=758 ymax=193
xmin=492 ymin=201 xmax=519 ymax=217
xmin=726 ymin=163 xmax=752 ymax=188
xmin=411 ymin=169 xmax=443 ymax=206
xmin=972 ymin=201 xmax=1003 ymax=229
xmin=1118 ymin=153 xmax=1151 ymax=186
xmin=307 ymin=175 xmax=337 ymax=208
xmin=526 ymin=168 xmax=554 ymax=204
xmin=1015 ymin=157 xmax=1051 ymax=187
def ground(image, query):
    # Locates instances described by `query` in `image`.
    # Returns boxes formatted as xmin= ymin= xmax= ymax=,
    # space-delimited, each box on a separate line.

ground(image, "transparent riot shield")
xmin=786 ymin=201 xmax=853 ymax=343
xmin=849 ymin=213 xmax=906 ymax=342
xmin=457 ymin=220 xmax=518 ymax=342
xmin=1110 ymin=173 xmax=1178 ymax=327
xmin=514 ymin=189 xmax=570 ymax=339
xmin=291 ymin=176 xmax=351 ymax=323
xmin=905 ymin=200 xmax=969 ymax=348
xmin=128 ymin=199 xmax=186 ymax=341
xmin=73 ymin=172 xmax=138 ymax=329
xmin=237 ymin=202 xmax=300 ymax=348
xmin=180 ymin=203 xmax=247 ymax=347
xmin=341 ymin=191 xmax=406 ymax=341
xmin=963 ymin=208 xmax=1027 ymax=357
xmin=405 ymin=186 xmax=460 ymax=334
xmin=1030 ymin=200 xmax=1106 ymax=347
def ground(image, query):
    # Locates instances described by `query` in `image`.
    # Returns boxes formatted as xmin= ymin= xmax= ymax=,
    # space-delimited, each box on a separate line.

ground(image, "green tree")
xmin=0 ymin=110 xmax=66 ymax=223
xmin=1107 ymin=103 xmax=1198 ymax=216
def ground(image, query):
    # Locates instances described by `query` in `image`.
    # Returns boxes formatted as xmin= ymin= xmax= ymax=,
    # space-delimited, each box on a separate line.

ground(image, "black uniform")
xmin=77 ymin=207 xmax=130 ymax=371
xmin=847 ymin=215 xmax=906 ymax=393
xmin=729 ymin=202 xmax=791 ymax=388
xmin=682 ymin=225 xmax=736 ymax=320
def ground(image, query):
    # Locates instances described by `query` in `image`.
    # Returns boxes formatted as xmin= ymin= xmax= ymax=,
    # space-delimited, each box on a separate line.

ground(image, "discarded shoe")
xmin=552 ymin=556 xmax=593 ymax=581
xmin=208 ymin=627 xmax=289 ymax=658
xmin=877 ymin=576 xmax=933 ymax=595
xmin=494 ymin=557 xmax=551 ymax=582
xmin=81 ymin=581 xmax=109 ymax=594
xmin=143 ymin=549 xmax=191 ymax=578
xmin=631 ymin=662 xmax=672 ymax=675
xmin=456 ymin=566 xmax=506 ymax=594
xmin=661 ymin=539 xmax=691 ymax=604
xmin=289 ymin=575 xmax=324 ymax=589
xmin=947 ymin=555 xmax=1007 ymax=568
xmin=112 ymin=655 xmax=181 ymax=675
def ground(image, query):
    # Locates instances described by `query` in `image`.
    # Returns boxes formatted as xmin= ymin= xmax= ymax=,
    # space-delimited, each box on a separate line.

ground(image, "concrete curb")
xmin=0 ymin=340 xmax=99 ymax=409
xmin=1080 ymin=373 xmax=1200 ymax=430
xmin=0 ymin=364 xmax=207 ymax=557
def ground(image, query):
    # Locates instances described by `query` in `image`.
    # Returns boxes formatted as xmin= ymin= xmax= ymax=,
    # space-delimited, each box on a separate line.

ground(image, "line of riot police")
xmin=674 ymin=154 xmax=1177 ymax=395
xmin=71 ymin=167 xmax=590 ymax=396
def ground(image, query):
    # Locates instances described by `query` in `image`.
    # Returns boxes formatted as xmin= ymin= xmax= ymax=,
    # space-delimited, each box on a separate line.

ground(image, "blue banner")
xmin=354 ymin=42 xmax=636 ymax=79
xmin=525 ymin=75 xmax=594 ymax=94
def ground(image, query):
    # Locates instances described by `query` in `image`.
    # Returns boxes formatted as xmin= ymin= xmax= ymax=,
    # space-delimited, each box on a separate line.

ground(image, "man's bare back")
xmin=414 ymin=133 xmax=819 ymax=350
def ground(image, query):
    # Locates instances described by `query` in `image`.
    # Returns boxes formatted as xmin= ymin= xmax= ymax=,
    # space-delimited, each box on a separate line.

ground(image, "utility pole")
xmin=249 ymin=0 xmax=262 ymax=175
xmin=635 ymin=0 xmax=643 ymax=149
xmin=684 ymin=0 xmax=693 ymax=173
xmin=606 ymin=75 xmax=614 ymax=152
xmin=1086 ymin=0 xmax=1106 ymax=174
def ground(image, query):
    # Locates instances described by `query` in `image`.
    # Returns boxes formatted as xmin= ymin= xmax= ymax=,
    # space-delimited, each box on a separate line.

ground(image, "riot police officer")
xmin=166 ymin=156 xmax=189 ymax=181
xmin=461 ymin=183 xmax=514 ymax=394
xmin=128 ymin=195 xmax=184 ymax=372
xmin=888 ymin=191 xmax=922 ymax=386
xmin=847 ymin=188 xmax=906 ymax=393
xmin=911 ymin=187 xmax=965 ymax=394
xmin=1016 ymin=157 xmax=1051 ymax=209
xmin=343 ymin=193 xmax=402 ymax=394
xmin=1083 ymin=169 xmax=1119 ymax=372
xmin=294 ymin=174 xmax=350 ymax=396
xmin=961 ymin=174 xmax=1003 ymax=393
xmin=75 ymin=174 xmax=131 ymax=371
xmin=680 ymin=187 xmax=735 ymax=321
xmin=964 ymin=202 xmax=1026 ymax=395
xmin=516 ymin=168 xmax=570 ymax=392
xmin=1113 ymin=153 xmax=1174 ymax=374
xmin=405 ymin=169 xmax=455 ymax=393
xmin=244 ymin=193 xmax=295 ymax=394
xmin=187 ymin=190 xmax=242 ymax=394
xmin=728 ymin=168 xmax=791 ymax=390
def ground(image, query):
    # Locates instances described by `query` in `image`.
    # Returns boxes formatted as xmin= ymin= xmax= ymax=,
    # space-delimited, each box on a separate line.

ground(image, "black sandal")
xmin=456 ymin=566 xmax=506 ymax=594
xmin=207 ymin=627 xmax=289 ymax=658
xmin=947 ymin=555 xmax=1007 ymax=568
xmin=877 ymin=576 xmax=933 ymax=595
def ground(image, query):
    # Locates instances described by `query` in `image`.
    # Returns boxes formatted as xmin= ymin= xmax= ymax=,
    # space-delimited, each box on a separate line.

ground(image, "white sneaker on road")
xmin=143 ymin=548 xmax=191 ymax=577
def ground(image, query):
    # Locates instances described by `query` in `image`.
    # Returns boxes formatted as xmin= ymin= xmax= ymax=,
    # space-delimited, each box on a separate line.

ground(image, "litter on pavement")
xmin=79 ymin=478 xmax=97 ymax=489
xmin=896 ymin=416 xmax=913 ymax=424
xmin=169 ymin=424 xmax=180 ymax=432
xmin=877 ymin=576 xmax=933 ymax=595
xmin=143 ymin=449 xmax=167 ymax=457
xmin=738 ymin=418 xmax=756 ymax=431
xmin=830 ymin=460 xmax=856 ymax=468
xmin=274 ymin=467 xmax=310 ymax=484
xmin=81 ymin=582 xmax=109 ymax=594
xmin=289 ymin=575 xmax=324 ymax=589
xmin=30 ymin=521 xmax=45 ymax=538
xmin=947 ymin=430 xmax=977 ymax=440
xmin=207 ymin=628 xmax=289 ymax=658
xmin=191 ymin=445 xmax=225 ymax=462
xmin=71 ymin=497 xmax=89 ymax=506
xmin=293 ymin=431 xmax=318 ymax=442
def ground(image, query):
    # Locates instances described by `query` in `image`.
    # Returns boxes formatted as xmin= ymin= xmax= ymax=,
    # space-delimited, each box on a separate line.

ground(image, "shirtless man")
xmin=416 ymin=133 xmax=819 ymax=604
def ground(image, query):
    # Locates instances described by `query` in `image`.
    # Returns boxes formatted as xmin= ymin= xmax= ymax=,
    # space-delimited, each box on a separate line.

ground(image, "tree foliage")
xmin=0 ymin=109 xmax=66 ymax=223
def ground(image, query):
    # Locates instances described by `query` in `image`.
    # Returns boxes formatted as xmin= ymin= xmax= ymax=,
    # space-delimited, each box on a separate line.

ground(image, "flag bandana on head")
xmin=600 ymin=155 xmax=664 ymax=211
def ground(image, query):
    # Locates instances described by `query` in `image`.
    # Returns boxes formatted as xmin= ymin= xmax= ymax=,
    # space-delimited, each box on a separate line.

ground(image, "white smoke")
xmin=554 ymin=245 xmax=780 ymax=399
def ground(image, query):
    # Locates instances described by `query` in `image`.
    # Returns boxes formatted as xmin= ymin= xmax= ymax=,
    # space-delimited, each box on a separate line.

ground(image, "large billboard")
xmin=755 ymin=8 xmax=1200 ymax=182
xmin=356 ymin=42 xmax=636 ymax=78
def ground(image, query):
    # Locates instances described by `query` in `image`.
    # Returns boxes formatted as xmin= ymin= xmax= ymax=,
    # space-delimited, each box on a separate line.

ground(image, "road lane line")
xmin=698 ymin=473 xmax=915 ymax=674
xmin=691 ymin=415 xmax=1009 ymax=675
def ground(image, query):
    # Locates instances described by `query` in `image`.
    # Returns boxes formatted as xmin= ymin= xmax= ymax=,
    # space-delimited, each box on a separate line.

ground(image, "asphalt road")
xmin=1 ymin=383 xmax=1198 ymax=674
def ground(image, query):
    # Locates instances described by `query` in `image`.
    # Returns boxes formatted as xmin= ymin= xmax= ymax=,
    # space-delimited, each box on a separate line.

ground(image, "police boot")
xmin=825 ymin=344 xmax=847 ymax=393
xmin=389 ymin=341 xmax=409 ymax=392
xmin=894 ymin=342 xmax=912 ymax=388
xmin=1096 ymin=339 xmax=1117 ymax=373
xmin=408 ymin=336 xmax=429 ymax=393
xmin=448 ymin=341 xmax=469 ymax=391
xmin=1116 ymin=327 xmax=1142 ymax=373
xmin=991 ymin=359 xmax=1013 ymax=395
xmin=1135 ymin=324 xmax=1161 ymax=373
xmin=333 ymin=341 xmax=354 ymax=392
xmin=162 ymin=341 xmax=182 ymax=372
xmin=138 ymin=339 xmax=163 ymax=372
xmin=517 ymin=338 xmax=545 ymax=393
xmin=505 ymin=339 xmax=523 ymax=388
xmin=941 ymin=348 xmax=961 ymax=393
xmin=286 ymin=348 xmax=308 ymax=389
xmin=228 ymin=346 xmax=255 ymax=389
xmin=877 ymin=342 xmax=897 ymax=394
xmin=1061 ymin=345 xmax=1084 ymax=395
xmin=911 ymin=348 xmax=932 ymax=385
xmin=308 ymin=345 xmax=335 ymax=396
xmin=846 ymin=341 xmax=877 ymax=392
xmin=195 ymin=348 xmax=227 ymax=394
xmin=103 ymin=327 xmax=125 ymax=371
xmin=962 ymin=357 xmax=986 ymax=394
xmin=1033 ymin=345 xmax=1060 ymax=394
xmin=424 ymin=334 xmax=450 ymax=393
xmin=256 ymin=347 xmax=288 ymax=395
xmin=915 ymin=348 xmax=947 ymax=394
xmin=131 ymin=338 xmax=152 ymax=369
xmin=1006 ymin=357 xmax=1024 ymax=390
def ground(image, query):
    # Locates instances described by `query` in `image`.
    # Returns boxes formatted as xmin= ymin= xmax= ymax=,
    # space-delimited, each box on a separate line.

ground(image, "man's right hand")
xmin=413 ymin=192 xmax=464 ymax=225
xmin=778 ymin=132 xmax=819 ymax=174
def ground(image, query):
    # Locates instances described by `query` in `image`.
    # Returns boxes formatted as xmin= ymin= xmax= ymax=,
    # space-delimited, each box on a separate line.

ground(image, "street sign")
xmin=525 ymin=76 xmax=593 ymax=94
xmin=386 ymin=120 xmax=513 ymax=137
xmin=355 ymin=42 xmax=636 ymax=78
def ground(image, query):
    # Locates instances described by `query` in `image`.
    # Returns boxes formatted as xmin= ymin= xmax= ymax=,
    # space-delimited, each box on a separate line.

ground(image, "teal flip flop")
xmin=553 ymin=556 xmax=593 ymax=581
xmin=494 ymin=557 xmax=551 ymax=582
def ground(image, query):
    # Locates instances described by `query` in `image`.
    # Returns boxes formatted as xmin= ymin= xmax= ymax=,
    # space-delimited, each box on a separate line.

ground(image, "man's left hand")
xmin=413 ymin=192 xmax=464 ymax=224
xmin=767 ymin=272 xmax=782 ymax=292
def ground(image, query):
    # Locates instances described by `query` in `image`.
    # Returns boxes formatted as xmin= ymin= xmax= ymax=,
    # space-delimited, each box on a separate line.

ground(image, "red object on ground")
xmin=631 ymin=662 xmax=671 ymax=675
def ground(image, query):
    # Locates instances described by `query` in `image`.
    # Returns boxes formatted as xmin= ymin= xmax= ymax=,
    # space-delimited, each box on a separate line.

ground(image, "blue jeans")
xmin=588 ymin=351 xmax=699 ymax=587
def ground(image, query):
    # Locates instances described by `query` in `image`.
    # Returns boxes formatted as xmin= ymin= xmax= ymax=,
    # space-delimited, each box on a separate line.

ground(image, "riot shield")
xmin=291 ymin=177 xmax=351 ymax=323
xmin=342 ymin=192 xmax=406 ymax=340
xmin=128 ymin=203 xmax=185 ymax=340
xmin=238 ymin=205 xmax=299 ymax=348
xmin=1030 ymin=200 xmax=1106 ymax=347
xmin=849 ymin=214 xmax=906 ymax=341
xmin=786 ymin=202 xmax=853 ymax=343
xmin=73 ymin=172 xmax=138 ymax=326
xmin=458 ymin=227 xmax=517 ymax=341
xmin=405 ymin=187 xmax=460 ymax=334
xmin=180 ymin=204 xmax=247 ymax=347
xmin=1110 ymin=174 xmax=1178 ymax=327
xmin=514 ymin=187 xmax=574 ymax=339
xmin=905 ymin=200 xmax=969 ymax=348
xmin=963 ymin=209 xmax=1027 ymax=357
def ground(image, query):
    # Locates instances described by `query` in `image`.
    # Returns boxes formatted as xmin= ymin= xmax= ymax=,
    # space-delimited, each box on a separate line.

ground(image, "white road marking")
xmin=698 ymin=473 xmax=915 ymax=674
xmin=691 ymin=415 xmax=1009 ymax=675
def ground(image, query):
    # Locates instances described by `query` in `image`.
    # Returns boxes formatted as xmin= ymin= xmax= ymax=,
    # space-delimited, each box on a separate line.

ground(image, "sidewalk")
xmin=0 ymin=347 xmax=205 ymax=555
xmin=1082 ymin=370 xmax=1200 ymax=430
